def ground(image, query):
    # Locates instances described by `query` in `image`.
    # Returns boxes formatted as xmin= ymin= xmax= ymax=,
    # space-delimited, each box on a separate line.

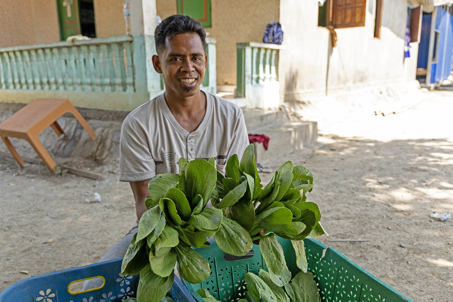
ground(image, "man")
xmin=101 ymin=15 xmax=249 ymax=261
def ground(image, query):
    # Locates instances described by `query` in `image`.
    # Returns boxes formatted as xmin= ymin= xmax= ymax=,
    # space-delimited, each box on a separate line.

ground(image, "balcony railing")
xmin=0 ymin=36 xmax=134 ymax=93
xmin=0 ymin=36 xmax=216 ymax=110
xmin=236 ymin=42 xmax=281 ymax=107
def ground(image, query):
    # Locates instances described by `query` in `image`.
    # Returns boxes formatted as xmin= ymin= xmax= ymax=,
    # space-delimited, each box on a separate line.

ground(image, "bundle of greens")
xmin=121 ymin=144 xmax=326 ymax=302
xmin=213 ymin=144 xmax=325 ymax=242
xmin=121 ymin=158 xmax=253 ymax=302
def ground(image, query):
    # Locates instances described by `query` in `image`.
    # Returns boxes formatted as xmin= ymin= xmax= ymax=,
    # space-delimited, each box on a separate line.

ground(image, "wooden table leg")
xmin=1 ymin=136 xmax=25 ymax=168
xmin=51 ymin=121 xmax=65 ymax=137
xmin=69 ymin=108 xmax=97 ymax=140
xmin=27 ymin=136 xmax=57 ymax=172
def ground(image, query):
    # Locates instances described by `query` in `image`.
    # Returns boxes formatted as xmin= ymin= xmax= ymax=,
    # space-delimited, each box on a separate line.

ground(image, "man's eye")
xmin=193 ymin=56 xmax=202 ymax=61
xmin=170 ymin=57 xmax=182 ymax=62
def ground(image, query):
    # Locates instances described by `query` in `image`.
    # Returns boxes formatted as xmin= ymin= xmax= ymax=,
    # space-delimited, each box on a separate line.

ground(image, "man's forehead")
xmin=164 ymin=33 xmax=204 ymax=49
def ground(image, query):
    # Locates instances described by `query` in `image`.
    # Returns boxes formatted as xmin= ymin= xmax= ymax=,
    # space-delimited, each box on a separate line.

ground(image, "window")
xmin=318 ymin=0 xmax=367 ymax=28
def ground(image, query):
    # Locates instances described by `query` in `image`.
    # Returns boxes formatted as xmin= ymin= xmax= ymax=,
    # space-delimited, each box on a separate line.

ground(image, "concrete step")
xmin=243 ymin=108 xmax=288 ymax=132
xmin=242 ymin=107 xmax=318 ymax=167
xmin=252 ymin=120 xmax=318 ymax=167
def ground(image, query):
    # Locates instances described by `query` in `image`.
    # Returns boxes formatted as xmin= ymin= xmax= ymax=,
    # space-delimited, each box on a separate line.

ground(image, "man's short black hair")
xmin=154 ymin=15 xmax=207 ymax=53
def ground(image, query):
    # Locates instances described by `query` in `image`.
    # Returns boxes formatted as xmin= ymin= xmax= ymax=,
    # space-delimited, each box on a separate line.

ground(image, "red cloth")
xmin=248 ymin=134 xmax=270 ymax=150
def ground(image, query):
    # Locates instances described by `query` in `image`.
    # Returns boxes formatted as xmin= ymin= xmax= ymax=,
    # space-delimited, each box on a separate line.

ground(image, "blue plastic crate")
xmin=0 ymin=258 xmax=192 ymax=302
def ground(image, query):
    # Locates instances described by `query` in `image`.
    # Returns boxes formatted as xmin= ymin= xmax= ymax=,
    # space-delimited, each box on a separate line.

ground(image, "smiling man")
xmin=99 ymin=15 xmax=249 ymax=261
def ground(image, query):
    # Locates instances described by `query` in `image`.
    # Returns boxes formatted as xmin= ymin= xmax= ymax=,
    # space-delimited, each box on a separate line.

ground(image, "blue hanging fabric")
xmin=263 ymin=22 xmax=284 ymax=44
xmin=404 ymin=11 xmax=411 ymax=58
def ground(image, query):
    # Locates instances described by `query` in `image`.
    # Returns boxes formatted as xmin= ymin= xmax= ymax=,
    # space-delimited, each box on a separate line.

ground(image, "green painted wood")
xmin=177 ymin=0 xmax=212 ymax=28
xmin=57 ymin=0 xmax=81 ymax=40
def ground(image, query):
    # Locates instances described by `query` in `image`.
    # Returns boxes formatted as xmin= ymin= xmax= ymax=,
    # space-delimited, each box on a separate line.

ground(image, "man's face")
xmin=153 ymin=32 xmax=207 ymax=98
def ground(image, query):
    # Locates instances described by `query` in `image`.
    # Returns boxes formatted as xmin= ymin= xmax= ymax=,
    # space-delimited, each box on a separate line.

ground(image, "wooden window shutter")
xmin=410 ymin=6 xmax=422 ymax=42
xmin=331 ymin=0 xmax=367 ymax=28
xmin=374 ymin=0 xmax=383 ymax=38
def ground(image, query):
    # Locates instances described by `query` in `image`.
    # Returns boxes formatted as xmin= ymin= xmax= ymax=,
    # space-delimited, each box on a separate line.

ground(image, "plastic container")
xmin=0 ymin=258 xmax=188 ymax=302
xmin=171 ymin=238 xmax=413 ymax=302
xmin=0 ymin=238 xmax=413 ymax=302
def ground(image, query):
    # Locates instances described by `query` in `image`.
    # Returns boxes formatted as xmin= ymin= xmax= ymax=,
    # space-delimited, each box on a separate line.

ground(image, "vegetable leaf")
xmin=185 ymin=159 xmax=217 ymax=207
xmin=214 ymin=217 xmax=253 ymax=256
xmin=243 ymin=272 xmax=278 ymax=302
xmin=188 ymin=207 xmax=223 ymax=231
xmin=215 ymin=180 xmax=247 ymax=208
xmin=290 ymin=271 xmax=321 ymax=302
xmin=146 ymin=174 xmax=179 ymax=208
xmin=149 ymin=248 xmax=177 ymax=277
xmin=259 ymin=235 xmax=291 ymax=287
xmin=137 ymin=266 xmax=174 ymax=302
xmin=121 ymin=233 xmax=147 ymax=276
xmin=175 ymin=244 xmax=211 ymax=283
xmin=258 ymin=269 xmax=290 ymax=302
xmin=291 ymin=240 xmax=308 ymax=273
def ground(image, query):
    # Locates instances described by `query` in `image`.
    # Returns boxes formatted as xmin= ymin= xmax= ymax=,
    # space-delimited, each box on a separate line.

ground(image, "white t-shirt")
xmin=119 ymin=92 xmax=249 ymax=182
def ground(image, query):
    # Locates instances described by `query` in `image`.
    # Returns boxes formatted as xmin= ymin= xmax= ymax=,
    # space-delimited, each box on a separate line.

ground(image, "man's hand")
xmin=129 ymin=180 xmax=151 ymax=220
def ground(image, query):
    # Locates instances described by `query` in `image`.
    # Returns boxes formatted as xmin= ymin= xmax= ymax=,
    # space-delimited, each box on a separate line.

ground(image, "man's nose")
xmin=181 ymin=57 xmax=194 ymax=72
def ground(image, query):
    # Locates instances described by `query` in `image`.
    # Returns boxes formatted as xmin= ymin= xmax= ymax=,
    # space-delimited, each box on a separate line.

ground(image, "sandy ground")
xmin=1 ymin=89 xmax=452 ymax=301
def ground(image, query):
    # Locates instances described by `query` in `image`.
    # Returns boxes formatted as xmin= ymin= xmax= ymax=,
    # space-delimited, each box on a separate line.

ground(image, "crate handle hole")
xmin=67 ymin=276 xmax=105 ymax=294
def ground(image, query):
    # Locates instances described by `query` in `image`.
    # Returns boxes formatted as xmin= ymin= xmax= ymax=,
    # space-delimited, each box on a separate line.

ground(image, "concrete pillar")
xmin=129 ymin=0 xmax=162 ymax=102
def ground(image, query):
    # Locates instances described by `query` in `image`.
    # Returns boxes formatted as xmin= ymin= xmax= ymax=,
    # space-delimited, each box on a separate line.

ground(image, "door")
xmin=430 ymin=6 xmax=453 ymax=84
xmin=57 ymin=0 xmax=81 ymax=40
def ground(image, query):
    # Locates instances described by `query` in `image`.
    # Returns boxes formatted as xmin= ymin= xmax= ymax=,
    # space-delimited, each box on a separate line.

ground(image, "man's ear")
xmin=204 ymin=54 xmax=208 ymax=69
xmin=152 ymin=55 xmax=162 ymax=73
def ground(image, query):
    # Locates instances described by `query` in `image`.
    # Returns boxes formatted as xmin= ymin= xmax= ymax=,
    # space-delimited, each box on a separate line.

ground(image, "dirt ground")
xmin=1 ymin=89 xmax=452 ymax=301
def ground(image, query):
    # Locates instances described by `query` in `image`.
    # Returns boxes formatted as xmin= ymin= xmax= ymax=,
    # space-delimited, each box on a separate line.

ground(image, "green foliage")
xmin=121 ymin=144 xmax=325 ymax=302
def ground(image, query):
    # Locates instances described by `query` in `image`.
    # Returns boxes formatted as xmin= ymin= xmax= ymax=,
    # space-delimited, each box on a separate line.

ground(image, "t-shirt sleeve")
xmin=119 ymin=116 xmax=156 ymax=182
xmin=227 ymin=108 xmax=250 ymax=160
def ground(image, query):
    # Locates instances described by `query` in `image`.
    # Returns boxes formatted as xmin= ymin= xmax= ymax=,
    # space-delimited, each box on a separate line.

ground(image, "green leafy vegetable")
xmin=259 ymin=235 xmax=291 ymax=287
xmin=243 ymin=272 xmax=278 ymax=302
xmin=197 ymin=289 xmax=220 ymax=302
xmin=121 ymin=234 xmax=147 ymax=276
xmin=291 ymin=240 xmax=308 ymax=273
xmin=214 ymin=217 xmax=253 ymax=256
xmin=258 ymin=269 xmax=290 ymax=302
xmin=175 ymin=244 xmax=211 ymax=283
xmin=290 ymin=271 xmax=321 ymax=302
xmin=136 ymin=266 xmax=174 ymax=302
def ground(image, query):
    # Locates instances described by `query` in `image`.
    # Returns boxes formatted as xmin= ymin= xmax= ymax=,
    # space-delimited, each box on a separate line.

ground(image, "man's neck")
xmin=164 ymin=90 xmax=207 ymax=133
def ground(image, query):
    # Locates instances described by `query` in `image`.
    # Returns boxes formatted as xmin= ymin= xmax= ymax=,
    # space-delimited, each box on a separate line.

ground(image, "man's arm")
xmin=129 ymin=180 xmax=150 ymax=220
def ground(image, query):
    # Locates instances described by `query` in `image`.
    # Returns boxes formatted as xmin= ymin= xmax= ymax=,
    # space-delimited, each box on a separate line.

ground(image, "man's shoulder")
xmin=123 ymin=94 xmax=164 ymax=126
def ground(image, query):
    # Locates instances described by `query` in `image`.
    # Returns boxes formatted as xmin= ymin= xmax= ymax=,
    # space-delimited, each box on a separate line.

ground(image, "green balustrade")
xmin=236 ymin=42 xmax=281 ymax=97
xmin=0 ymin=36 xmax=217 ymax=110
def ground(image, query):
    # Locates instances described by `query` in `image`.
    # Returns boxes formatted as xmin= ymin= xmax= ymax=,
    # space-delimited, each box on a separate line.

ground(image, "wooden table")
xmin=0 ymin=99 xmax=96 ymax=172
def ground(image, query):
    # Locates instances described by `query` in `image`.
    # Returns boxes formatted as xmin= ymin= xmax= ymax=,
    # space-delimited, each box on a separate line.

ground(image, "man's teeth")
xmin=181 ymin=79 xmax=196 ymax=84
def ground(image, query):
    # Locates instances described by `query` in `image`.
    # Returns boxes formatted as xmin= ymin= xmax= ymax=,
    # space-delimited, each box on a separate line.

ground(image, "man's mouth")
xmin=180 ymin=78 xmax=197 ymax=85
